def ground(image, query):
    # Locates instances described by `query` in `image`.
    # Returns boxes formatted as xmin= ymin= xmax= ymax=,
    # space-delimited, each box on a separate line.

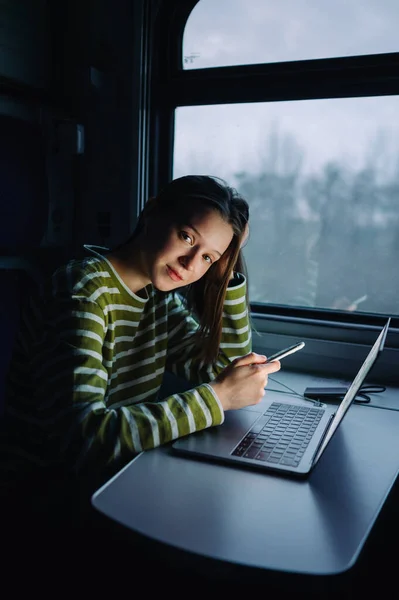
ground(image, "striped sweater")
xmin=2 ymin=245 xmax=251 ymax=488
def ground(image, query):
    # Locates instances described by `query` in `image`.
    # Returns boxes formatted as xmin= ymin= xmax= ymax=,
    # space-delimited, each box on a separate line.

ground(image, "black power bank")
xmin=304 ymin=386 xmax=348 ymax=399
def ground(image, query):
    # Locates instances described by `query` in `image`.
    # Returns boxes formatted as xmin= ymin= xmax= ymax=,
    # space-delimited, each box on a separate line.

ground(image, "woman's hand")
xmin=228 ymin=222 xmax=250 ymax=281
xmin=209 ymin=352 xmax=281 ymax=411
xmin=241 ymin=222 xmax=249 ymax=248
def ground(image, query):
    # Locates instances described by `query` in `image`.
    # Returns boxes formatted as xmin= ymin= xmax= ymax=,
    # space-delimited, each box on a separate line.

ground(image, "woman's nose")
xmin=179 ymin=249 xmax=198 ymax=271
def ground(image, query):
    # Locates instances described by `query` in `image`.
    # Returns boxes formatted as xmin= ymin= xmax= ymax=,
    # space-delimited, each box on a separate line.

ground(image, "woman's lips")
xmin=166 ymin=266 xmax=183 ymax=282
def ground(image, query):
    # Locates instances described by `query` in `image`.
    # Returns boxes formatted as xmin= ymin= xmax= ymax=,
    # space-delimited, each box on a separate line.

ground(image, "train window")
xmin=173 ymin=95 xmax=399 ymax=317
xmin=153 ymin=0 xmax=398 ymax=374
xmin=183 ymin=0 xmax=399 ymax=70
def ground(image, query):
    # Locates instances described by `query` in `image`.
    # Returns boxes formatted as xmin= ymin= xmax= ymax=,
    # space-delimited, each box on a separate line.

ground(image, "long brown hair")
xmin=123 ymin=175 xmax=250 ymax=364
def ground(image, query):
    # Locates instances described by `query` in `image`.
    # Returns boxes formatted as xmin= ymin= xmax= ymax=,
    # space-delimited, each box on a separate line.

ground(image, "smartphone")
xmin=266 ymin=341 xmax=305 ymax=362
xmin=352 ymin=294 xmax=367 ymax=305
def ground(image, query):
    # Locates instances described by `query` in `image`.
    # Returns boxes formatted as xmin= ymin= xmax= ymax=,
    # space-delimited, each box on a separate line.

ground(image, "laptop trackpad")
xmin=172 ymin=407 xmax=262 ymax=457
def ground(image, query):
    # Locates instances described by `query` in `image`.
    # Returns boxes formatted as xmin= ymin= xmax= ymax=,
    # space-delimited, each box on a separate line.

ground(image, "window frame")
xmin=148 ymin=0 xmax=399 ymax=381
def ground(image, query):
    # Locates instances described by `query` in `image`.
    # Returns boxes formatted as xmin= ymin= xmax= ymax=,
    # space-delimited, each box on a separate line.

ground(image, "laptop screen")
xmin=312 ymin=318 xmax=390 ymax=465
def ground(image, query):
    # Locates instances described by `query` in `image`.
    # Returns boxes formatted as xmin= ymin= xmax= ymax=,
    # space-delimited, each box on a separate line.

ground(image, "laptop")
xmin=172 ymin=318 xmax=391 ymax=477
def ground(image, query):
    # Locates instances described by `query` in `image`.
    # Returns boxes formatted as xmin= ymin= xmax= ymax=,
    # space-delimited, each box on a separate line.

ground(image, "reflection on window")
xmin=183 ymin=0 xmax=399 ymax=69
xmin=173 ymin=97 xmax=399 ymax=315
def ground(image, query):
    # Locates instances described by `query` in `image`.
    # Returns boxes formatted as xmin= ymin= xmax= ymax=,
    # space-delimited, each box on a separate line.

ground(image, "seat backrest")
xmin=0 ymin=113 xmax=49 ymax=417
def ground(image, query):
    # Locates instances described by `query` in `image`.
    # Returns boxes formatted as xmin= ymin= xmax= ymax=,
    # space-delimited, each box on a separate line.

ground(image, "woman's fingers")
xmin=257 ymin=359 xmax=281 ymax=374
xmin=233 ymin=352 xmax=266 ymax=367
xmin=233 ymin=353 xmax=281 ymax=376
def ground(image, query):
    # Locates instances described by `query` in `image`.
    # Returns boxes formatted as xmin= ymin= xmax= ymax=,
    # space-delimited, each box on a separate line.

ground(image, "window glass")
xmin=183 ymin=0 xmax=399 ymax=69
xmin=174 ymin=97 xmax=399 ymax=315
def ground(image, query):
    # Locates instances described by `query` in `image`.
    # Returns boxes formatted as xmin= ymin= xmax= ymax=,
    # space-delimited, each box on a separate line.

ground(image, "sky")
xmin=173 ymin=0 xmax=399 ymax=184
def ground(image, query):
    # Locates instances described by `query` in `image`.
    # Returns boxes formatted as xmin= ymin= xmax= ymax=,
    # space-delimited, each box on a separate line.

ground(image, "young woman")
xmin=1 ymin=174 xmax=282 ymax=586
xmin=2 ymin=175 xmax=280 ymax=511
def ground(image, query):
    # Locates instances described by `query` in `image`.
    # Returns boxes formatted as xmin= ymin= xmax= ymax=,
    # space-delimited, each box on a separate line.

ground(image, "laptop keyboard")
xmin=232 ymin=402 xmax=325 ymax=467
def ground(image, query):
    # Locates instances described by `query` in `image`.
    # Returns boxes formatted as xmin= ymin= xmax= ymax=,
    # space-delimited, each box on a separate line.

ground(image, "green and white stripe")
xmin=2 ymin=246 xmax=251 ymax=488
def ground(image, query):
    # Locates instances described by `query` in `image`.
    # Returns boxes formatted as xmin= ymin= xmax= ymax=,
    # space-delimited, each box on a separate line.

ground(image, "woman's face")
xmin=142 ymin=207 xmax=234 ymax=292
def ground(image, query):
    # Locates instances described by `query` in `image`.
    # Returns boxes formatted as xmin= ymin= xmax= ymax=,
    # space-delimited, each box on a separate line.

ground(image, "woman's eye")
xmin=203 ymin=254 xmax=212 ymax=264
xmin=180 ymin=232 xmax=192 ymax=244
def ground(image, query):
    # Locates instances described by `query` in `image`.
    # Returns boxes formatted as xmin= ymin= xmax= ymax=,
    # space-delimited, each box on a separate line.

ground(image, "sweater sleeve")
xmin=165 ymin=273 xmax=252 ymax=382
xmin=18 ymin=298 xmax=225 ymax=484
xmin=7 ymin=271 xmax=249 ymax=486
xmin=51 ymin=277 xmax=250 ymax=478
